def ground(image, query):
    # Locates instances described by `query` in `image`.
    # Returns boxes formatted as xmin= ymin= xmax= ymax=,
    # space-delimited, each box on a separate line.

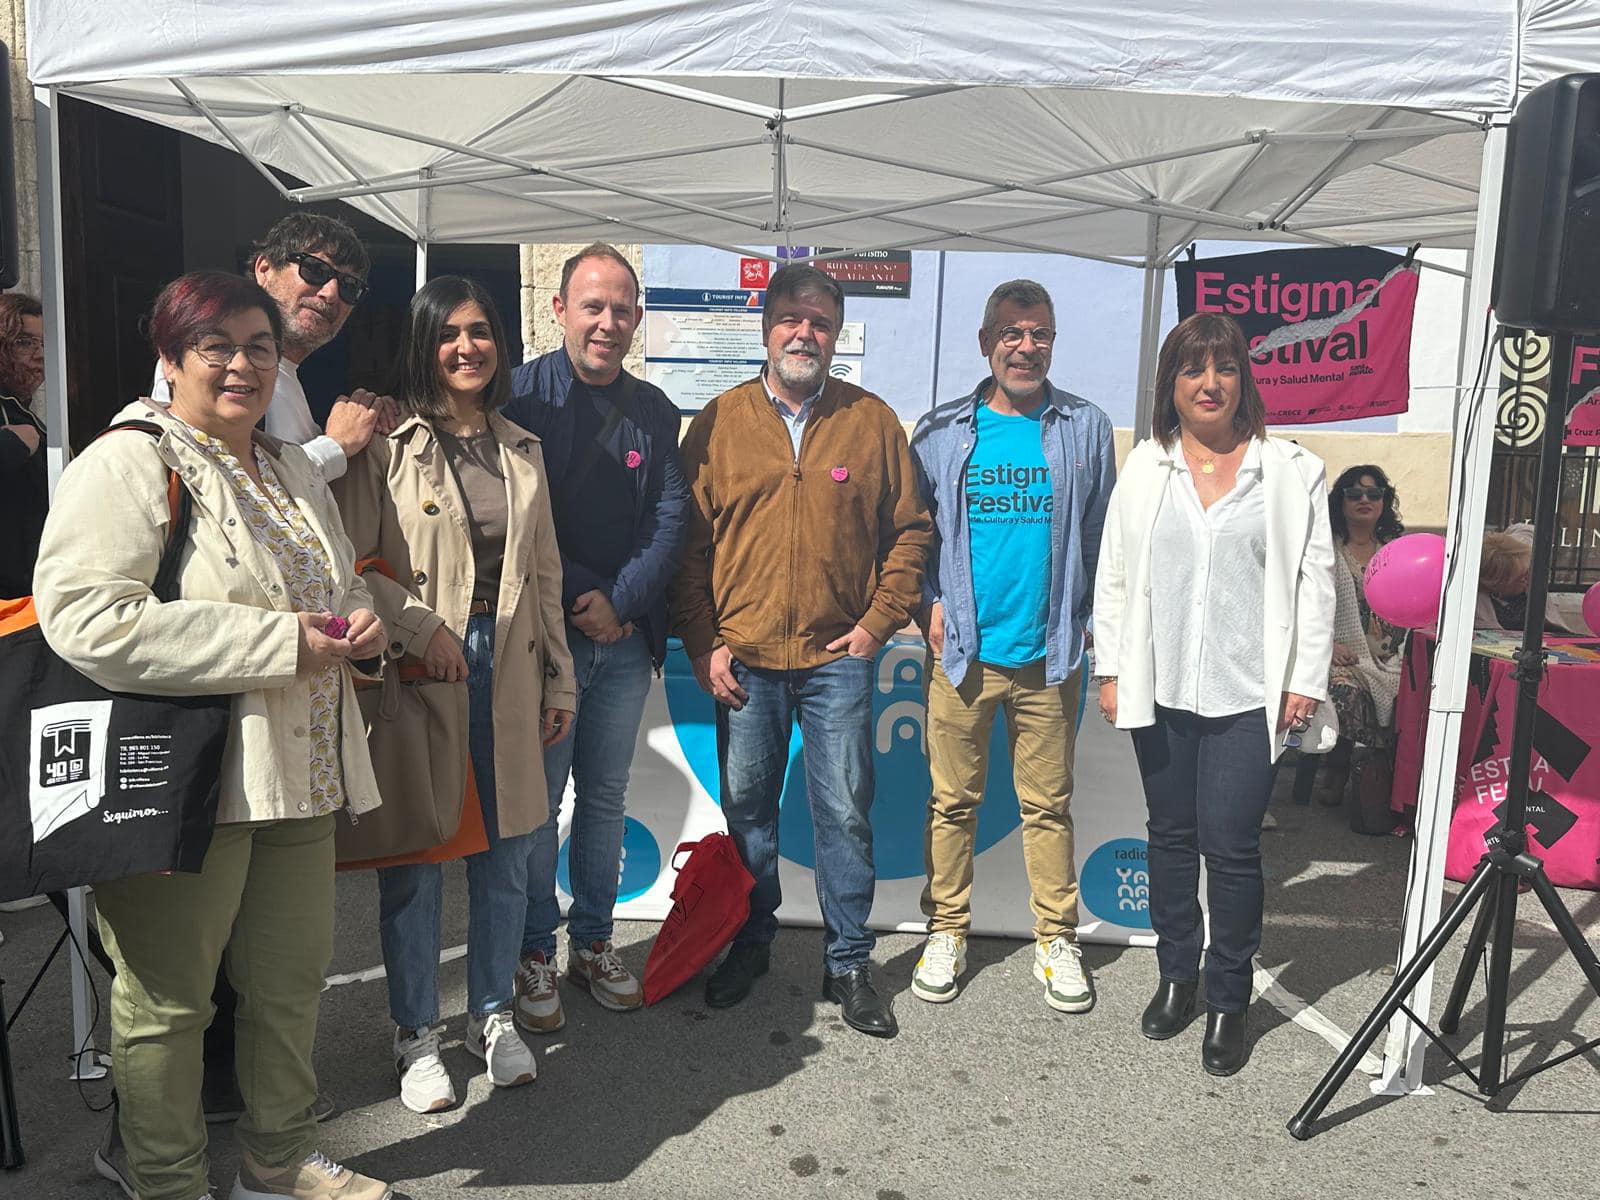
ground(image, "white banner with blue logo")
xmin=550 ymin=637 xmax=1154 ymax=945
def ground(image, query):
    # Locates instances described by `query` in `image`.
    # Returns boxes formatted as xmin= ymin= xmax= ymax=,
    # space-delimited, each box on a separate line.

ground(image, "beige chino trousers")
xmin=922 ymin=656 xmax=1081 ymax=942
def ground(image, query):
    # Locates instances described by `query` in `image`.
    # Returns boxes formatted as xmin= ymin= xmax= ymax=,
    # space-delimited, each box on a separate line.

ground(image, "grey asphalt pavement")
xmin=3 ymin=782 xmax=1597 ymax=1200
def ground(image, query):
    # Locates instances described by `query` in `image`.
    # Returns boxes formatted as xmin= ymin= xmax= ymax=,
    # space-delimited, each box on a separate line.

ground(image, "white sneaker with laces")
xmin=567 ymin=939 xmax=643 ymax=1011
xmin=393 ymin=1025 xmax=455 ymax=1114
xmin=467 ymin=1010 xmax=536 ymax=1088
xmin=910 ymin=931 xmax=968 ymax=1003
xmin=230 ymin=1147 xmax=391 ymax=1199
xmin=514 ymin=950 xmax=566 ymax=1033
xmin=1034 ymin=936 xmax=1094 ymax=1013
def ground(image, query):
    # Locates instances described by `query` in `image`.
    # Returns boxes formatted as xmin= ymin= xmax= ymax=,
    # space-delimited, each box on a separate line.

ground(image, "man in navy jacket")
xmin=505 ymin=243 xmax=687 ymax=1028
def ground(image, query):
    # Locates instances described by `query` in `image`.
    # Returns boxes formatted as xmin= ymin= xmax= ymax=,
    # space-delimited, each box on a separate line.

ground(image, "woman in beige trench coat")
xmin=334 ymin=276 xmax=575 ymax=1116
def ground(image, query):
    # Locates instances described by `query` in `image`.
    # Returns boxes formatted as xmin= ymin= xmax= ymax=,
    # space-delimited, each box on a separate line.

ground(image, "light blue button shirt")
xmin=761 ymin=369 xmax=823 ymax=457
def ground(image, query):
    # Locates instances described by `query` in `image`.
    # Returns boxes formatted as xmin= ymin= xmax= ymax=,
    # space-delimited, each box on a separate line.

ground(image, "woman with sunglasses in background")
xmin=1295 ymin=465 xmax=1406 ymax=807
xmin=1093 ymin=312 xmax=1336 ymax=1076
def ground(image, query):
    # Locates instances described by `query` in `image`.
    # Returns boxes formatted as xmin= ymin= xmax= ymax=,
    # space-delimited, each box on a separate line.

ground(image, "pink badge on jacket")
xmin=831 ymin=466 xmax=849 ymax=482
xmin=625 ymin=450 xmax=643 ymax=469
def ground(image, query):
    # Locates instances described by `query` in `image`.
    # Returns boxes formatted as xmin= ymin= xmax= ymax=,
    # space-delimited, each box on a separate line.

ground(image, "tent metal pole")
xmin=783 ymin=85 xmax=968 ymax=122
xmin=1269 ymin=111 xmax=1401 ymax=228
xmin=170 ymin=79 xmax=291 ymax=200
xmin=1374 ymin=120 xmax=1507 ymax=1097
xmin=779 ymin=195 xmax=1145 ymax=265
xmin=771 ymin=80 xmax=788 ymax=243
xmin=1375 ymin=160 xmax=1480 ymax=194
xmin=1133 ymin=214 xmax=1165 ymax=444
xmin=1282 ymin=203 xmax=1479 ymax=233
xmin=591 ymin=76 xmax=781 ymax=120
xmin=290 ymin=105 xmax=770 ymax=230
xmin=34 ymin=82 xmax=104 ymax=1083
xmin=288 ymin=111 xmax=416 ymax=238
xmin=1158 ymin=138 xmax=1271 ymax=262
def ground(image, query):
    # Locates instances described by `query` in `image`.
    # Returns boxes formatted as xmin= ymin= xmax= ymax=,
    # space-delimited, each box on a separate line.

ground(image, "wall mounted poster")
xmin=1175 ymin=245 xmax=1420 ymax=425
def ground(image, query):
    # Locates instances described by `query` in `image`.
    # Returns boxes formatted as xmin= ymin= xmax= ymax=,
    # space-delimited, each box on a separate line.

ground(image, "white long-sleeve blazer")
xmin=1092 ymin=434 xmax=1338 ymax=762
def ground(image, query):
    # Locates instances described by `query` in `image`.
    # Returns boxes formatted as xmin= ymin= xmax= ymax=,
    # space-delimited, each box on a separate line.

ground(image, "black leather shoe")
xmin=1201 ymin=1009 xmax=1249 ymax=1076
xmin=822 ymin=965 xmax=897 ymax=1038
xmin=705 ymin=943 xmax=770 ymax=1008
xmin=1140 ymin=980 xmax=1198 ymax=1040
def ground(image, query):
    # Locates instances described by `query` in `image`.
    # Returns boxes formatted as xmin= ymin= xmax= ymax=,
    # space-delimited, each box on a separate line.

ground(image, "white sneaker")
xmin=467 ymin=1010 xmax=536 ymax=1088
xmin=393 ymin=1025 xmax=455 ymax=1114
xmin=1034 ymin=936 xmax=1095 ymax=1013
xmin=513 ymin=951 xmax=566 ymax=1033
xmin=910 ymin=931 xmax=968 ymax=1003
xmin=567 ymin=939 xmax=644 ymax=1011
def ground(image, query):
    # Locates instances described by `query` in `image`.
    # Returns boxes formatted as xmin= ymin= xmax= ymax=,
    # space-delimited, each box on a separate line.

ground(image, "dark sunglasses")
xmin=286 ymin=252 xmax=369 ymax=305
xmin=1342 ymin=486 xmax=1388 ymax=502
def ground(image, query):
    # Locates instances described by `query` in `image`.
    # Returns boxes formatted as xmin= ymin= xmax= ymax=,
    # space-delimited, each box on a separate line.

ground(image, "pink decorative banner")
xmin=1176 ymin=245 xmax=1419 ymax=425
xmin=1565 ymin=342 xmax=1600 ymax=446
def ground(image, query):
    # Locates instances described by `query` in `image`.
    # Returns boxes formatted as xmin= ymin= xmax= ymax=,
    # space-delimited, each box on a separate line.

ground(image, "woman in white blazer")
xmin=1092 ymin=312 xmax=1336 ymax=1076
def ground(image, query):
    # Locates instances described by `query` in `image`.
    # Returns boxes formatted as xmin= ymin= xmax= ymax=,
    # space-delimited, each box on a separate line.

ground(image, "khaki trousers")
xmin=922 ymin=657 xmax=1081 ymax=941
xmin=95 ymin=815 xmax=335 ymax=1200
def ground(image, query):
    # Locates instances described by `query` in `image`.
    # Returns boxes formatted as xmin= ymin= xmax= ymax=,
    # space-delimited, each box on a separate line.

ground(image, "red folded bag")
xmin=642 ymin=831 xmax=755 ymax=1005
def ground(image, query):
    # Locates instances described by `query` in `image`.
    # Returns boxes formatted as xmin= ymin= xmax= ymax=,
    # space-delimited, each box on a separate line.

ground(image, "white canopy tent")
xmin=24 ymin=0 xmax=1598 ymax=1103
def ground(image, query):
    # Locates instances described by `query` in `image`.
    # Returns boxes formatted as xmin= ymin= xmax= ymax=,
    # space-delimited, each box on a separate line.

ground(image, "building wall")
xmin=6 ymin=0 xmax=40 ymax=297
xmin=519 ymin=241 xmax=646 ymax=376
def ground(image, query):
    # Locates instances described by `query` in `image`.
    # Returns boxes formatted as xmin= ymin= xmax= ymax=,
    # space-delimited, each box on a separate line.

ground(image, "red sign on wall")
xmin=739 ymin=258 xmax=771 ymax=288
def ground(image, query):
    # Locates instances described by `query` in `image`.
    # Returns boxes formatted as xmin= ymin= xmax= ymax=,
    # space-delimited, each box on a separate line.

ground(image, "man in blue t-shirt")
xmin=909 ymin=279 xmax=1115 ymax=1012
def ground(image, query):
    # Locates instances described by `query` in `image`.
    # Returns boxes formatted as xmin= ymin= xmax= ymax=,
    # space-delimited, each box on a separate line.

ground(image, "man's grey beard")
xmin=772 ymin=348 xmax=824 ymax=390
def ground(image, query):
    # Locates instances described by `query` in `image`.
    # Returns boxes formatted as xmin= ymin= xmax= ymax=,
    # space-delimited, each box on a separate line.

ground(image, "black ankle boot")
xmin=1201 ymin=1009 xmax=1248 ymax=1076
xmin=1140 ymin=980 xmax=1198 ymax=1040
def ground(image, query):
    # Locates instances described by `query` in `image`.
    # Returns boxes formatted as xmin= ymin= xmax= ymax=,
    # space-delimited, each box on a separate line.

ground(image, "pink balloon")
xmin=1583 ymin=580 xmax=1600 ymax=636
xmin=1364 ymin=533 xmax=1447 ymax=630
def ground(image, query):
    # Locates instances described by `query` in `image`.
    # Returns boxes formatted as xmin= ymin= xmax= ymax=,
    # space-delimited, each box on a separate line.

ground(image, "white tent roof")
xmin=27 ymin=0 xmax=1569 ymax=262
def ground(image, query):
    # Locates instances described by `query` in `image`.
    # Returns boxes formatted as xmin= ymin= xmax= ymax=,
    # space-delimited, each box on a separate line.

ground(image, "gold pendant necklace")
xmin=1199 ymin=459 xmax=1216 ymax=475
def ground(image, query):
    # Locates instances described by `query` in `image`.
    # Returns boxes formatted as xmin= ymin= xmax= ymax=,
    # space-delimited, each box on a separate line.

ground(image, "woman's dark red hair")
xmin=149 ymin=271 xmax=283 ymax=364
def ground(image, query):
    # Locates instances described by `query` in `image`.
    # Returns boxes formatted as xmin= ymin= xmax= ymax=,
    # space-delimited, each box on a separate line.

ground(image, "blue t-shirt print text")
xmin=966 ymin=404 xmax=1053 ymax=669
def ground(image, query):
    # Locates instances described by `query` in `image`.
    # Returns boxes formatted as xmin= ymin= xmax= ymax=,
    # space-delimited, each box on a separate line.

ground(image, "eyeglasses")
xmin=995 ymin=325 xmax=1055 ymax=348
xmin=191 ymin=339 xmax=282 ymax=371
xmin=1342 ymin=486 xmax=1388 ymax=502
xmin=15 ymin=334 xmax=42 ymax=352
xmin=286 ymin=252 xmax=369 ymax=305
xmin=1283 ymin=716 xmax=1310 ymax=750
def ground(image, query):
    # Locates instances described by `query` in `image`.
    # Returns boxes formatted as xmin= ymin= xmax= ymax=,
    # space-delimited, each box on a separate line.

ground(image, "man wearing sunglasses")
xmin=150 ymin=213 xmax=392 ymax=481
xmin=909 ymin=278 xmax=1116 ymax=1014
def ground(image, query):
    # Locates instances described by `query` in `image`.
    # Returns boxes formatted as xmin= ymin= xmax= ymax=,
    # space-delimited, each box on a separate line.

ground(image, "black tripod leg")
xmin=1439 ymin=866 xmax=1497 ymax=1035
xmin=0 ymin=980 xmax=22 ymax=1169
xmin=1526 ymin=870 xmax=1600 ymax=998
xmin=1288 ymin=856 xmax=1498 ymax=1140
xmin=1477 ymin=869 xmax=1524 ymax=1094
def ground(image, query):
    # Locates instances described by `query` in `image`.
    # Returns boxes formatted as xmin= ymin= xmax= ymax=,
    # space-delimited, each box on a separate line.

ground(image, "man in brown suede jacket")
xmin=671 ymin=263 xmax=930 ymax=1037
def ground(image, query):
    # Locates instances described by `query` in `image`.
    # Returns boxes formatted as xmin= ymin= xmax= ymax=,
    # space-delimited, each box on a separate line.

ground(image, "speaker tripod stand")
xmin=1289 ymin=329 xmax=1600 ymax=1139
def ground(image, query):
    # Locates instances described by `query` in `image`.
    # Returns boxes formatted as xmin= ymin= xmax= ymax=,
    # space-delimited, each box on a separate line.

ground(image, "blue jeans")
xmin=1131 ymin=706 xmax=1276 ymax=1014
xmin=379 ymin=614 xmax=533 ymax=1027
xmin=716 ymin=654 xmax=876 ymax=975
xmin=522 ymin=622 xmax=654 ymax=957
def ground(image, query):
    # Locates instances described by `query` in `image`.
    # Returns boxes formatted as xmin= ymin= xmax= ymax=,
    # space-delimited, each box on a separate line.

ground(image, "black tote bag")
xmin=0 ymin=423 xmax=231 ymax=901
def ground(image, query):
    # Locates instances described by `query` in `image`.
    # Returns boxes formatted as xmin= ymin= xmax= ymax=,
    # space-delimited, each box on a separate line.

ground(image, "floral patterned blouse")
xmin=190 ymin=427 xmax=345 ymax=816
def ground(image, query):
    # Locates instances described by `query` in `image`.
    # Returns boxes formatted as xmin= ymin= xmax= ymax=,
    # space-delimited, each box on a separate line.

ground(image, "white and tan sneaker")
xmin=513 ymin=950 xmax=566 ymax=1033
xmin=910 ymin=931 xmax=968 ymax=1003
xmin=467 ymin=1010 xmax=536 ymax=1088
xmin=230 ymin=1148 xmax=391 ymax=1199
xmin=1034 ymin=936 xmax=1095 ymax=1013
xmin=393 ymin=1025 xmax=455 ymax=1114
xmin=567 ymin=939 xmax=643 ymax=1011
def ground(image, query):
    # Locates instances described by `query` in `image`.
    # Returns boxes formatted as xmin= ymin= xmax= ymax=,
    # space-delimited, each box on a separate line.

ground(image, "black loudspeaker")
xmin=1492 ymin=73 xmax=1600 ymax=334
xmin=0 ymin=48 xmax=16 ymax=291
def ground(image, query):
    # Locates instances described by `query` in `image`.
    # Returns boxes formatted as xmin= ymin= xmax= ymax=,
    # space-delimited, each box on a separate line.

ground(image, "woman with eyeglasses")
xmin=32 ymin=271 xmax=394 ymax=1200
xmin=1296 ymin=465 xmax=1406 ymax=806
xmin=0 ymin=292 xmax=47 ymax=599
xmin=334 ymin=276 xmax=575 ymax=1116
xmin=1092 ymin=312 xmax=1336 ymax=1076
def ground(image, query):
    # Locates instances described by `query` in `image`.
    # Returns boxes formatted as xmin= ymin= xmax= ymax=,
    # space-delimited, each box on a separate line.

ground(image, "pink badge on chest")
xmin=831 ymin=466 xmax=849 ymax=482
xmin=625 ymin=450 xmax=643 ymax=469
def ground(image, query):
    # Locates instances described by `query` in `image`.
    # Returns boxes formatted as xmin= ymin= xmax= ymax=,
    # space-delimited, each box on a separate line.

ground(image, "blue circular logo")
xmin=557 ymin=815 xmax=662 ymax=904
xmin=1078 ymin=837 xmax=1151 ymax=929
xmin=664 ymin=643 xmax=1088 ymax=881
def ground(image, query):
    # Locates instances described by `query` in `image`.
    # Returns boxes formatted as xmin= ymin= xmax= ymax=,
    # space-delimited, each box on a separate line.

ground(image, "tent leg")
xmin=33 ymin=84 xmax=104 ymax=1084
xmin=1133 ymin=214 xmax=1166 ymax=444
xmin=415 ymin=240 xmax=429 ymax=291
xmin=1373 ymin=120 xmax=1507 ymax=1099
